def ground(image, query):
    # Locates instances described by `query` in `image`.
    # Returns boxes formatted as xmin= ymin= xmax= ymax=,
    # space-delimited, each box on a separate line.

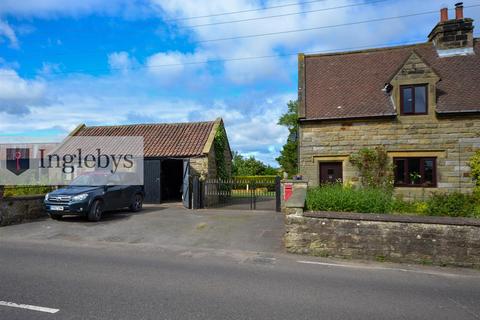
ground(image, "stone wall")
xmin=190 ymin=156 xmax=209 ymax=179
xmin=0 ymin=195 xmax=46 ymax=226
xmin=299 ymin=115 xmax=480 ymax=200
xmin=189 ymin=124 xmax=232 ymax=181
xmin=285 ymin=211 xmax=480 ymax=267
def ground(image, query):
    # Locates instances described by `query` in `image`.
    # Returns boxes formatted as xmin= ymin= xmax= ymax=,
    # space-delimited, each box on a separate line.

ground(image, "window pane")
xmin=402 ymin=87 xmax=413 ymax=113
xmin=423 ymin=159 xmax=434 ymax=186
xmin=395 ymin=160 xmax=405 ymax=184
xmin=415 ymin=86 xmax=427 ymax=113
xmin=407 ymin=158 xmax=421 ymax=185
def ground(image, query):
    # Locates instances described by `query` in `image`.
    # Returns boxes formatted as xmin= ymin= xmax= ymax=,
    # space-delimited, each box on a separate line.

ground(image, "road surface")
xmin=1 ymin=239 xmax=480 ymax=320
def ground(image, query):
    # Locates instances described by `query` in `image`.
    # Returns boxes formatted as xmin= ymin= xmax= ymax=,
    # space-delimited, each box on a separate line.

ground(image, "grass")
xmin=306 ymin=184 xmax=480 ymax=218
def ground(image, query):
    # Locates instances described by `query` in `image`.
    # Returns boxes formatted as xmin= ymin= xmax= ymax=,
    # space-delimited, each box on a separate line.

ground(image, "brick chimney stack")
xmin=428 ymin=2 xmax=475 ymax=56
xmin=440 ymin=7 xmax=448 ymax=22
xmin=455 ymin=2 xmax=464 ymax=19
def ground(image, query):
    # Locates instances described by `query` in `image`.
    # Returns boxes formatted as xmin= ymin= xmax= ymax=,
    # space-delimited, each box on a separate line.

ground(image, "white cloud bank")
xmin=0 ymin=69 xmax=47 ymax=114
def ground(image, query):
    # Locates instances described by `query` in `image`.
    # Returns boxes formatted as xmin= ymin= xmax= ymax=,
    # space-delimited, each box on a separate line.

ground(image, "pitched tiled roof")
xmin=302 ymin=40 xmax=480 ymax=120
xmin=72 ymin=120 xmax=217 ymax=157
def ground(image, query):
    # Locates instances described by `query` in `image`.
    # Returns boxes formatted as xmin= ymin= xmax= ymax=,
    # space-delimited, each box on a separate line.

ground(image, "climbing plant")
xmin=469 ymin=150 xmax=480 ymax=195
xmin=349 ymin=146 xmax=394 ymax=190
xmin=214 ymin=125 xmax=230 ymax=180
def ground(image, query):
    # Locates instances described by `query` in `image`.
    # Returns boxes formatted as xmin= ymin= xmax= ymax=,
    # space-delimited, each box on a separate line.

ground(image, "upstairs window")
xmin=394 ymin=157 xmax=436 ymax=187
xmin=400 ymin=84 xmax=428 ymax=115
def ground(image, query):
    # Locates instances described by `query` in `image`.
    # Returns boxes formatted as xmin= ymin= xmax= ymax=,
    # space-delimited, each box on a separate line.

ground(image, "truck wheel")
xmin=49 ymin=213 xmax=62 ymax=220
xmin=88 ymin=200 xmax=103 ymax=222
xmin=130 ymin=194 xmax=143 ymax=212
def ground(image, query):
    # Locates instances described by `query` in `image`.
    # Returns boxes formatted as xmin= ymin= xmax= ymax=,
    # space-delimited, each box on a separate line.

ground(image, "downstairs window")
xmin=394 ymin=157 xmax=437 ymax=187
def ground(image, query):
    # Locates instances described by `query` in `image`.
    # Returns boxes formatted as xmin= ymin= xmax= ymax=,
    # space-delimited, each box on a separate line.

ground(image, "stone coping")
xmin=304 ymin=211 xmax=480 ymax=227
xmin=2 ymin=195 xmax=45 ymax=201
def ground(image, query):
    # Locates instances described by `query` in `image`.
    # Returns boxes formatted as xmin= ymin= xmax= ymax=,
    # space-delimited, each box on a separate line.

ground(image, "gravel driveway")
xmin=0 ymin=204 xmax=284 ymax=253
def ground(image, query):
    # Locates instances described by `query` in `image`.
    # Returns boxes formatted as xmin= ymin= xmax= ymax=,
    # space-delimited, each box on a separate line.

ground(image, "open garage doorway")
xmin=161 ymin=159 xmax=184 ymax=202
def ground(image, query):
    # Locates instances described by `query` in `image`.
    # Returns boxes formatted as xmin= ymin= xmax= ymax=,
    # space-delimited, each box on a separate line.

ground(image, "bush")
xmin=3 ymin=186 xmax=54 ymax=197
xmin=232 ymin=176 xmax=278 ymax=192
xmin=425 ymin=192 xmax=479 ymax=218
xmin=349 ymin=146 xmax=393 ymax=190
xmin=306 ymin=184 xmax=394 ymax=214
xmin=306 ymin=185 xmax=480 ymax=218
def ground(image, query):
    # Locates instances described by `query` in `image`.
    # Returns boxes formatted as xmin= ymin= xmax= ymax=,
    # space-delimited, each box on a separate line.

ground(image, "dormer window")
xmin=400 ymin=84 xmax=428 ymax=115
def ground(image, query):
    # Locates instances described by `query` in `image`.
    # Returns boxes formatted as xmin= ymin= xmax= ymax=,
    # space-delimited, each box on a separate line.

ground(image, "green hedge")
xmin=306 ymin=184 xmax=480 ymax=218
xmin=306 ymin=184 xmax=394 ymax=214
xmin=232 ymin=176 xmax=278 ymax=192
xmin=3 ymin=186 xmax=55 ymax=197
xmin=425 ymin=192 xmax=480 ymax=218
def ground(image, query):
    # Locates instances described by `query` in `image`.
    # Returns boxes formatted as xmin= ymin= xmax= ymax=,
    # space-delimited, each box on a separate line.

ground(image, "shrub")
xmin=469 ymin=150 xmax=480 ymax=195
xmin=469 ymin=150 xmax=480 ymax=184
xmin=349 ymin=146 xmax=394 ymax=190
xmin=306 ymin=184 xmax=394 ymax=214
xmin=232 ymin=176 xmax=278 ymax=192
xmin=425 ymin=192 xmax=479 ymax=218
xmin=306 ymin=185 xmax=480 ymax=218
xmin=3 ymin=185 xmax=54 ymax=197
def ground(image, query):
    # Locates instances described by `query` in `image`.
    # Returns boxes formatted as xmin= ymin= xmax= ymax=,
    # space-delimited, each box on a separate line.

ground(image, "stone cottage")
xmin=297 ymin=4 xmax=480 ymax=200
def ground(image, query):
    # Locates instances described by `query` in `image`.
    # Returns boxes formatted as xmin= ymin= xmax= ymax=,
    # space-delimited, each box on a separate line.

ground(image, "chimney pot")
xmin=440 ymin=7 xmax=449 ymax=22
xmin=455 ymin=2 xmax=464 ymax=20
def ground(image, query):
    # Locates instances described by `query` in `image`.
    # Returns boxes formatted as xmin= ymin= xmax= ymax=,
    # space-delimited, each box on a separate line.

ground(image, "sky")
xmin=0 ymin=0 xmax=479 ymax=165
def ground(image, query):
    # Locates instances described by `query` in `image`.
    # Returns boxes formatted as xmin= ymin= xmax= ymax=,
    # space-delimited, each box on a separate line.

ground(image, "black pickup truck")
xmin=44 ymin=172 xmax=144 ymax=221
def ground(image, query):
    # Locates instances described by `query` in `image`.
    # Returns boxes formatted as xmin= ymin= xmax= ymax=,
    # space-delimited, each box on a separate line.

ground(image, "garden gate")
xmin=193 ymin=176 xmax=281 ymax=212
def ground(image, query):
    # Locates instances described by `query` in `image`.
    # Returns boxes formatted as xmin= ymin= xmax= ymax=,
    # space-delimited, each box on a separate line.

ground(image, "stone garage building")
xmin=69 ymin=118 xmax=232 ymax=205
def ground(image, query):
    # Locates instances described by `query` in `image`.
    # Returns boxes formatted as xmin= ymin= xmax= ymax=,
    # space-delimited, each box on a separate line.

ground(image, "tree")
xmin=276 ymin=100 xmax=298 ymax=176
xmin=232 ymin=152 xmax=278 ymax=176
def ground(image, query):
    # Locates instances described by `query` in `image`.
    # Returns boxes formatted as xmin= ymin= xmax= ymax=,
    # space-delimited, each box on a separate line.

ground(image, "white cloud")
xmin=0 ymin=20 xmax=18 ymax=48
xmin=108 ymin=51 xmax=138 ymax=74
xmin=37 ymin=62 xmax=62 ymax=75
xmin=145 ymin=50 xmax=211 ymax=86
xmin=148 ymin=0 xmax=480 ymax=84
xmin=0 ymin=69 xmax=48 ymax=114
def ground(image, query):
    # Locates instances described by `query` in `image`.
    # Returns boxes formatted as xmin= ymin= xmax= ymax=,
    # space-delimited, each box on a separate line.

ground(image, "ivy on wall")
xmin=214 ymin=125 xmax=230 ymax=180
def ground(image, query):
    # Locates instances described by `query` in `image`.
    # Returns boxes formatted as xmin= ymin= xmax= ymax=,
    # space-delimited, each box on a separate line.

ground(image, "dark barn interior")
xmin=160 ymin=159 xmax=183 ymax=202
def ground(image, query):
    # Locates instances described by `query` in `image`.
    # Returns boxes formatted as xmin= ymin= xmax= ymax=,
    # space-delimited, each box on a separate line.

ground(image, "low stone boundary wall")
xmin=285 ymin=211 xmax=480 ymax=267
xmin=0 ymin=195 xmax=46 ymax=227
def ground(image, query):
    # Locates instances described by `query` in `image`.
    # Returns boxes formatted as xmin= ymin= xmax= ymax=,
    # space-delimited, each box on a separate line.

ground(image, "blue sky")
xmin=0 ymin=0 xmax=479 ymax=165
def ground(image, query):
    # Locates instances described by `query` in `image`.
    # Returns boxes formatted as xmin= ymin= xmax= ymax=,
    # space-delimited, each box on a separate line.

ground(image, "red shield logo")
xmin=6 ymin=148 xmax=30 ymax=176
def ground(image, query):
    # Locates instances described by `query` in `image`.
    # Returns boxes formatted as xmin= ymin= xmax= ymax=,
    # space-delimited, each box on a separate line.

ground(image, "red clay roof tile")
xmin=73 ymin=120 xmax=216 ymax=158
xmin=303 ymin=40 xmax=480 ymax=120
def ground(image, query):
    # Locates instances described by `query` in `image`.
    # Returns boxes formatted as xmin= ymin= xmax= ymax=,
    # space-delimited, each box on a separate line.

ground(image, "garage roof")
xmin=70 ymin=119 xmax=221 ymax=158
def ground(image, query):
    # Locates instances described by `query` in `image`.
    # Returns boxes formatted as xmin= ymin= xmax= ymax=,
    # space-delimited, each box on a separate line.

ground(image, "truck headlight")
xmin=44 ymin=193 xmax=50 ymax=201
xmin=71 ymin=193 xmax=89 ymax=202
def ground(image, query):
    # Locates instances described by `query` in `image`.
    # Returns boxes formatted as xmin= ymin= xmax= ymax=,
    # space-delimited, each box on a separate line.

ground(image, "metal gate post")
xmin=275 ymin=176 xmax=281 ymax=212
xmin=252 ymin=180 xmax=256 ymax=210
